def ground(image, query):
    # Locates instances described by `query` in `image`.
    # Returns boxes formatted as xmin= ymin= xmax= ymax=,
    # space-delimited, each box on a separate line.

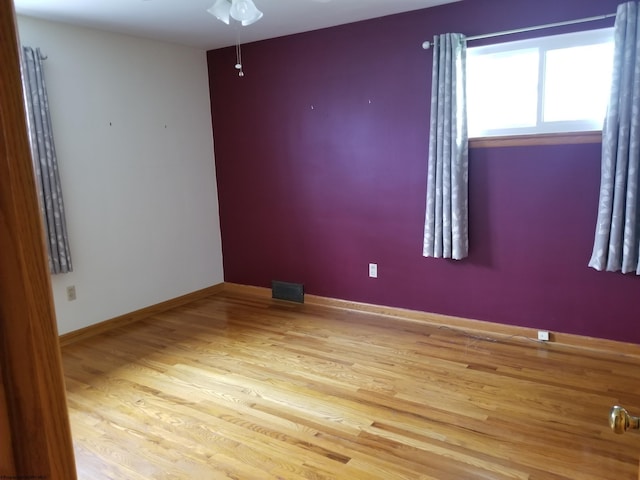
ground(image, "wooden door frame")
xmin=0 ymin=1 xmax=77 ymax=478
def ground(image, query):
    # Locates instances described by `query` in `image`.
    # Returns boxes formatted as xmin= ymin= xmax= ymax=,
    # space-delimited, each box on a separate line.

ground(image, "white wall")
xmin=17 ymin=16 xmax=224 ymax=335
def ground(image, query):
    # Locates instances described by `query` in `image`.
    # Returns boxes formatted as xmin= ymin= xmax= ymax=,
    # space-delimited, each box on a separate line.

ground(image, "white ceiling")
xmin=13 ymin=0 xmax=461 ymax=50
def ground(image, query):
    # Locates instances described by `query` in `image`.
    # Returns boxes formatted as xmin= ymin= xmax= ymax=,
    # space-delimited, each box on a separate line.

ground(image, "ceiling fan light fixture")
xmin=208 ymin=0 xmax=263 ymax=26
xmin=230 ymin=0 xmax=263 ymax=26
xmin=207 ymin=0 xmax=231 ymax=25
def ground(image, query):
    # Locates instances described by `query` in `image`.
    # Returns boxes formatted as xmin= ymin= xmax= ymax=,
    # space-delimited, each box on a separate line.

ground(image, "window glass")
xmin=543 ymin=42 xmax=614 ymax=123
xmin=467 ymin=49 xmax=539 ymax=136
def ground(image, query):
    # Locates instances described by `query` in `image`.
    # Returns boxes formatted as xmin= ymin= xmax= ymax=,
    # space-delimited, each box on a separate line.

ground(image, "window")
xmin=467 ymin=28 xmax=614 ymax=138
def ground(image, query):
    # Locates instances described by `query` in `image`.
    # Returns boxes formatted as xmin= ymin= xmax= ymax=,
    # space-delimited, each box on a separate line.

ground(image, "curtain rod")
xmin=421 ymin=12 xmax=616 ymax=49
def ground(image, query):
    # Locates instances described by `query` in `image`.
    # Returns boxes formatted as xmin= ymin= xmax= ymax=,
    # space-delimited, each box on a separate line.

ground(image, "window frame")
xmin=466 ymin=27 xmax=615 ymax=139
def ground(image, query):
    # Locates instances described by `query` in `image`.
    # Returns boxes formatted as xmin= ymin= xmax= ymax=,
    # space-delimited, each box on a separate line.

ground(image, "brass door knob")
xmin=610 ymin=406 xmax=640 ymax=434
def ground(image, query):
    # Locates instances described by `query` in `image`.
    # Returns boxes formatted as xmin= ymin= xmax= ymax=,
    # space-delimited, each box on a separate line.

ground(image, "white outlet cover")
xmin=66 ymin=285 xmax=76 ymax=301
xmin=369 ymin=263 xmax=377 ymax=278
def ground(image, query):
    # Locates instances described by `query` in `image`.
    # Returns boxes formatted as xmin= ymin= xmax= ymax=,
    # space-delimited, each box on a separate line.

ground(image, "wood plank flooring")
xmin=61 ymin=290 xmax=640 ymax=479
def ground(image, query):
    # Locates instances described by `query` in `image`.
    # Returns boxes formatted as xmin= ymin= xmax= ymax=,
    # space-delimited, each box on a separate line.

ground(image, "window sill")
xmin=469 ymin=131 xmax=602 ymax=148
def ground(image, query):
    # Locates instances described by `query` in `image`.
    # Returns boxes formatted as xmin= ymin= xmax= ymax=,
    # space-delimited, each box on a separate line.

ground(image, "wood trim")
xmin=0 ymin=3 xmax=77 ymax=478
xmin=0 ymin=366 xmax=15 ymax=476
xmin=59 ymin=284 xmax=225 ymax=347
xmin=224 ymin=282 xmax=273 ymax=298
xmin=470 ymin=130 xmax=602 ymax=148
xmin=223 ymin=283 xmax=640 ymax=357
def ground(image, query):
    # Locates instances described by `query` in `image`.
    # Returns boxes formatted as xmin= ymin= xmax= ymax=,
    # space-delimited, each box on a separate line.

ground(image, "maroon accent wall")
xmin=208 ymin=0 xmax=640 ymax=344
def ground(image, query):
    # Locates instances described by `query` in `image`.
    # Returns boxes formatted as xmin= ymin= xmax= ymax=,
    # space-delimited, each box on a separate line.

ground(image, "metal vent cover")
xmin=271 ymin=280 xmax=304 ymax=303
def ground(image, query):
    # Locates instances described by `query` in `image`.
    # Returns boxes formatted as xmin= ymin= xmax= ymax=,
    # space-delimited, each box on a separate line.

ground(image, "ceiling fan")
xmin=207 ymin=0 xmax=333 ymax=27
xmin=208 ymin=0 xmax=332 ymax=77
xmin=207 ymin=0 xmax=263 ymax=27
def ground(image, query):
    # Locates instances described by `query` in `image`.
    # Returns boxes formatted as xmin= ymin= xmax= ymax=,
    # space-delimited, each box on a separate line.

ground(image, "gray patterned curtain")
xmin=589 ymin=2 xmax=640 ymax=275
xmin=423 ymin=33 xmax=469 ymax=260
xmin=21 ymin=46 xmax=72 ymax=274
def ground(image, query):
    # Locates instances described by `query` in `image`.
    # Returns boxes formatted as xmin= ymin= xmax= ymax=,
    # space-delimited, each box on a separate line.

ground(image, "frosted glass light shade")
xmin=230 ymin=0 xmax=263 ymax=26
xmin=207 ymin=0 xmax=231 ymax=25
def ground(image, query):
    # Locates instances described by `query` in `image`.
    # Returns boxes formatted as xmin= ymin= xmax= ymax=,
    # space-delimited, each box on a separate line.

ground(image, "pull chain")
xmin=235 ymin=34 xmax=244 ymax=77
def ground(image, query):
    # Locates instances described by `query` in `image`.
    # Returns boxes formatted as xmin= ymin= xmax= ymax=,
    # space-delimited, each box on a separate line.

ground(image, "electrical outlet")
xmin=537 ymin=330 xmax=550 ymax=341
xmin=66 ymin=285 xmax=76 ymax=301
xmin=368 ymin=263 xmax=378 ymax=278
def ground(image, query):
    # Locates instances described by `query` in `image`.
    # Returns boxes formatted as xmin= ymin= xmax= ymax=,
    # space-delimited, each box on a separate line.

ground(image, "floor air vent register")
xmin=271 ymin=280 xmax=304 ymax=303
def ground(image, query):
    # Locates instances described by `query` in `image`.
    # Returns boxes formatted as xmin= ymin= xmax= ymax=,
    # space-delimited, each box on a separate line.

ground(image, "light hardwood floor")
xmin=61 ymin=290 xmax=640 ymax=479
